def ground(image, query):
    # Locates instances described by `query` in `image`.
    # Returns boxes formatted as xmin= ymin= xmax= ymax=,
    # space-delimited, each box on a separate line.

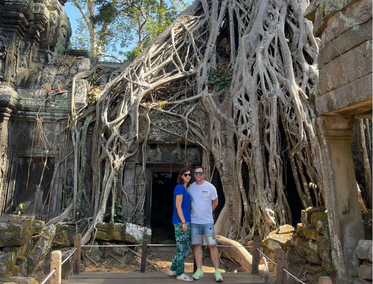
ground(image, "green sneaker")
xmin=215 ymin=269 xmax=223 ymax=282
xmin=192 ymin=268 xmax=204 ymax=280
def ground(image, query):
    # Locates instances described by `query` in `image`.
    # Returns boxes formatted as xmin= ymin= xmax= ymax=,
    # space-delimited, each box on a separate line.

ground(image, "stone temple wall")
xmin=305 ymin=0 xmax=372 ymax=281
xmin=0 ymin=0 xmax=206 ymax=226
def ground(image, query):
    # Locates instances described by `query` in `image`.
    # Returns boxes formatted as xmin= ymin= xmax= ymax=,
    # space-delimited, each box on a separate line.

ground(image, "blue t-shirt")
xmin=172 ymin=184 xmax=191 ymax=224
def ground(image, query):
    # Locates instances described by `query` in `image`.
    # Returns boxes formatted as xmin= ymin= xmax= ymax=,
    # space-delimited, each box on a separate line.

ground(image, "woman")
xmin=169 ymin=167 xmax=193 ymax=282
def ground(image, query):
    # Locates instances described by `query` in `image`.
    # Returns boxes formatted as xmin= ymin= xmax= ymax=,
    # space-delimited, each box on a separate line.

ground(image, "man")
xmin=188 ymin=166 xmax=223 ymax=282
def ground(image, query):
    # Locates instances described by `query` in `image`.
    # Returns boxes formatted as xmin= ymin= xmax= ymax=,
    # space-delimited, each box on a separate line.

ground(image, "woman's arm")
xmin=175 ymin=194 xmax=187 ymax=232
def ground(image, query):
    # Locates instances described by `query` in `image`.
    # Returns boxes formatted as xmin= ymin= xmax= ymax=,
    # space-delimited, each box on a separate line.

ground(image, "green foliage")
xmin=323 ymin=264 xmax=336 ymax=277
xmin=207 ymin=68 xmax=232 ymax=92
xmin=13 ymin=203 xmax=25 ymax=215
xmin=87 ymin=87 xmax=101 ymax=104
xmin=70 ymin=0 xmax=191 ymax=61
xmin=105 ymin=202 xmax=124 ymax=223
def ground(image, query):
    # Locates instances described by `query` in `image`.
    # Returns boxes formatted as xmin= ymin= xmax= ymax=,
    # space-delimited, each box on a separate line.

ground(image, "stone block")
xmin=321 ymin=0 xmax=372 ymax=43
xmin=317 ymin=73 xmax=372 ymax=115
xmin=82 ymin=244 xmax=102 ymax=263
xmin=270 ymin=224 xmax=294 ymax=234
xmin=318 ymin=42 xmax=372 ymax=96
xmin=7 ymin=277 xmax=38 ymax=284
xmin=27 ymin=224 xmax=56 ymax=274
xmin=53 ymin=223 xmax=76 ymax=247
xmin=96 ymin=222 xmax=151 ymax=243
xmin=319 ymin=276 xmax=332 ymax=284
xmin=0 ymin=215 xmax=36 ymax=247
xmin=356 ymin=239 xmax=372 ymax=262
xmin=358 ymin=264 xmax=373 ymax=280
xmin=319 ymin=20 xmax=372 ymax=68
xmin=354 ymin=279 xmax=372 ymax=284
xmin=0 ymin=251 xmax=16 ymax=278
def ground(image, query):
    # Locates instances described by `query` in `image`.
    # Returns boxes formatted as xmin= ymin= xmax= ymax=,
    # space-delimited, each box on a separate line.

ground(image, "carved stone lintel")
xmin=321 ymin=115 xmax=355 ymax=141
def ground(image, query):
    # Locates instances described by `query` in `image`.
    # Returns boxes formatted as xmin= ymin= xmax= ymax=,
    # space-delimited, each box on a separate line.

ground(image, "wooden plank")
xmin=67 ymin=272 xmax=265 ymax=284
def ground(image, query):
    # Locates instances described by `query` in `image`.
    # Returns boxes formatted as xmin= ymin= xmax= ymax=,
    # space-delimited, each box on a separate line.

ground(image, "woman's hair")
xmin=177 ymin=167 xmax=193 ymax=186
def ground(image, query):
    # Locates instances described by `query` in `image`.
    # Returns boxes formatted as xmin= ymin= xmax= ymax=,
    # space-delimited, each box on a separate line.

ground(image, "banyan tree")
xmin=47 ymin=0 xmax=323 ymax=244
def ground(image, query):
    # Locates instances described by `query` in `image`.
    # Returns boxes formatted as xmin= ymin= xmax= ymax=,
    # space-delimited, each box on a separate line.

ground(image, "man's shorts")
xmin=191 ymin=223 xmax=217 ymax=246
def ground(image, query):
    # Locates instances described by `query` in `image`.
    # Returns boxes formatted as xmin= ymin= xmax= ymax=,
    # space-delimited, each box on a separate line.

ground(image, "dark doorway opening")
xmin=151 ymin=172 xmax=178 ymax=244
xmin=13 ymin=157 xmax=55 ymax=218
xmin=285 ymin=165 xmax=303 ymax=225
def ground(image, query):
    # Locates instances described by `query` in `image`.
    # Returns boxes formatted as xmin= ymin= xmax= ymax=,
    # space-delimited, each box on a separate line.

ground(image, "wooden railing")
xmin=40 ymin=233 xmax=331 ymax=284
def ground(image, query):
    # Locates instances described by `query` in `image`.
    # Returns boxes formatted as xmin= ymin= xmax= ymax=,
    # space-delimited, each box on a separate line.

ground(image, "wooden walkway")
xmin=67 ymin=272 xmax=265 ymax=283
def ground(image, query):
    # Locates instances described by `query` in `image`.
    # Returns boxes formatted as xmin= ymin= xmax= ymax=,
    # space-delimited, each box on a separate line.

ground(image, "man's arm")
xmin=212 ymin=198 xmax=218 ymax=212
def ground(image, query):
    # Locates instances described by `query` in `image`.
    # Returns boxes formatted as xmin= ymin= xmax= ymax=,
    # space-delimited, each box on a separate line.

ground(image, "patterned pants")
xmin=170 ymin=222 xmax=191 ymax=276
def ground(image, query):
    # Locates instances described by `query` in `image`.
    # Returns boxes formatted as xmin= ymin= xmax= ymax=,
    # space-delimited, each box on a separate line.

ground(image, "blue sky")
xmin=62 ymin=1 xmax=193 ymax=60
xmin=63 ymin=2 xmax=80 ymax=34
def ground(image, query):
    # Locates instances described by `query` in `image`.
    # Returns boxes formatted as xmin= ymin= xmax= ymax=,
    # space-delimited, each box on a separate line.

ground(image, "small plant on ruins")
xmin=87 ymin=87 xmax=101 ymax=104
xmin=324 ymin=264 xmax=337 ymax=277
xmin=105 ymin=202 xmax=124 ymax=223
xmin=13 ymin=203 xmax=25 ymax=215
xmin=207 ymin=68 xmax=232 ymax=91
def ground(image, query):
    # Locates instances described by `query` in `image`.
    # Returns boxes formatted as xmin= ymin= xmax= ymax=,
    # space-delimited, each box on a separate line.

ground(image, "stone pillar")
xmin=0 ymin=86 xmax=19 ymax=215
xmin=320 ymin=115 xmax=365 ymax=281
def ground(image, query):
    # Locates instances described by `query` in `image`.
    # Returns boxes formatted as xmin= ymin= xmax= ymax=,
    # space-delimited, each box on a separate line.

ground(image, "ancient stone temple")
xmin=306 ymin=0 xmax=372 ymax=281
xmin=0 ymin=0 xmax=371 ymax=282
xmin=0 ymin=0 xmax=216 ymax=242
xmin=0 ymin=0 xmax=90 ymax=219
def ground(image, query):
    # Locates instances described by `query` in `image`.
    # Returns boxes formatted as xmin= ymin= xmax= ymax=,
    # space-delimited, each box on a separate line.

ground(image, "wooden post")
xmin=252 ymin=235 xmax=260 ymax=275
xmin=140 ymin=233 xmax=148 ymax=273
xmin=276 ymin=251 xmax=287 ymax=284
xmin=73 ymin=234 xmax=82 ymax=275
xmin=50 ymin=250 xmax=62 ymax=284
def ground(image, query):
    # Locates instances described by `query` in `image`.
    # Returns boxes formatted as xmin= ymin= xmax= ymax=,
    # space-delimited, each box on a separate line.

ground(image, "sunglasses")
xmin=194 ymin=172 xmax=204 ymax=176
xmin=183 ymin=173 xmax=192 ymax=177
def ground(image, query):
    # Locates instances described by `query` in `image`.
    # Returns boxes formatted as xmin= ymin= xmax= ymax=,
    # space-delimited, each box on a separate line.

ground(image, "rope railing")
xmin=37 ymin=233 xmax=331 ymax=284
xmin=40 ymin=269 xmax=56 ymax=284
xmin=62 ymin=247 xmax=77 ymax=265
xmin=81 ymin=243 xmax=253 ymax=248
xmin=256 ymin=247 xmax=307 ymax=284
xmin=38 ymin=235 xmax=81 ymax=284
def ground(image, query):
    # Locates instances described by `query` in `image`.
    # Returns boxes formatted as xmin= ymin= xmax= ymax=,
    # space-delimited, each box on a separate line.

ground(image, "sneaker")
xmin=215 ymin=269 xmax=223 ymax=282
xmin=169 ymin=269 xmax=176 ymax=276
xmin=176 ymin=273 xmax=194 ymax=281
xmin=192 ymin=268 xmax=204 ymax=280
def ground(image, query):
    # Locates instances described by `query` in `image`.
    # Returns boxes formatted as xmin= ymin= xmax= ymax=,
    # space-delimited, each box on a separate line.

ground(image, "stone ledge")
xmin=317 ymin=73 xmax=372 ymax=115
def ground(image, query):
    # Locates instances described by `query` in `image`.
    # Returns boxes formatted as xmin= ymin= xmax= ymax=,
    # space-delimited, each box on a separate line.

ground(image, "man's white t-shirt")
xmin=188 ymin=180 xmax=218 ymax=224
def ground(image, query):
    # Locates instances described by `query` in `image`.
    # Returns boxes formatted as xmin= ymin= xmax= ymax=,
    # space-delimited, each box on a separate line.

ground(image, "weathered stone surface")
xmin=356 ymin=240 xmax=373 ymax=262
xmin=53 ymin=223 xmax=76 ymax=247
xmin=318 ymin=20 xmax=372 ymax=68
xmin=317 ymin=42 xmax=372 ymax=96
xmin=321 ymin=0 xmax=372 ymax=43
xmin=0 ymin=215 xmax=36 ymax=247
xmin=317 ymin=74 xmax=372 ymax=116
xmin=270 ymin=224 xmax=294 ymax=234
xmin=16 ymin=256 xmax=27 ymax=276
xmin=95 ymin=222 xmax=151 ymax=243
xmin=354 ymin=278 xmax=373 ymax=284
xmin=0 ymin=251 xmax=16 ymax=278
xmin=27 ymin=224 xmax=56 ymax=274
xmin=297 ymin=226 xmax=319 ymax=241
xmin=310 ymin=212 xmax=329 ymax=236
xmin=358 ymin=264 xmax=373 ymax=280
xmin=319 ymin=276 xmax=333 ymax=284
xmin=262 ymin=231 xmax=293 ymax=252
xmin=34 ymin=220 xmax=46 ymax=235
xmin=82 ymin=243 xmax=102 ymax=263
xmin=103 ymin=245 xmax=129 ymax=265
xmin=7 ymin=277 xmax=38 ymax=284
xmin=301 ymin=207 xmax=324 ymax=227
